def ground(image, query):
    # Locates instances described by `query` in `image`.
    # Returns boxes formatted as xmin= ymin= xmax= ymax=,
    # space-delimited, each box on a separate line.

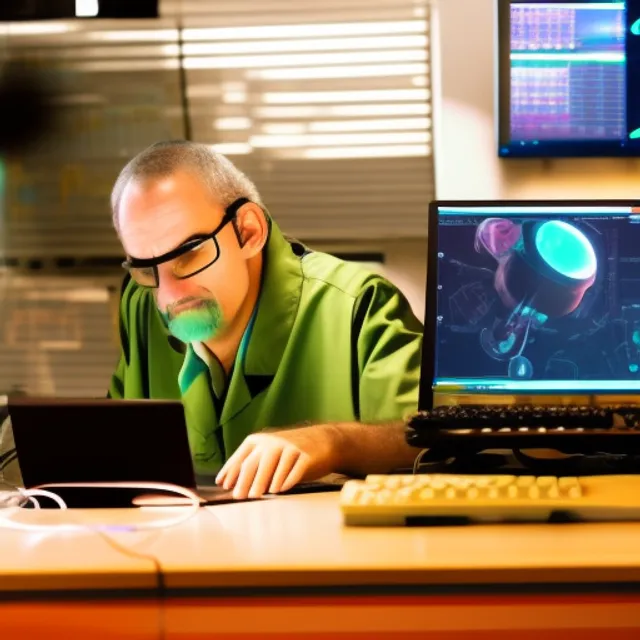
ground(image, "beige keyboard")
xmin=339 ymin=474 xmax=640 ymax=526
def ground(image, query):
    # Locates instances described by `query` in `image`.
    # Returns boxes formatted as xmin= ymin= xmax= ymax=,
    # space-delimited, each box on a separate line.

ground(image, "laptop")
xmin=8 ymin=396 xmax=344 ymax=508
xmin=419 ymin=199 xmax=640 ymax=411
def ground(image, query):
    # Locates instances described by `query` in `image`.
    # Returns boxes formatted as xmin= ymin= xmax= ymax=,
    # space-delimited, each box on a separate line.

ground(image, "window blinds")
xmin=172 ymin=0 xmax=433 ymax=239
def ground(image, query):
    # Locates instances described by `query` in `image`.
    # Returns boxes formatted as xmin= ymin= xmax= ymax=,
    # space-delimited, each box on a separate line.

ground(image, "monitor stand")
xmin=413 ymin=448 xmax=640 ymax=477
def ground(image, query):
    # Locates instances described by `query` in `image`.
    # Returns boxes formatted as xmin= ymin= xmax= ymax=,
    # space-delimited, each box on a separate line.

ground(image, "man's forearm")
xmin=325 ymin=421 xmax=419 ymax=477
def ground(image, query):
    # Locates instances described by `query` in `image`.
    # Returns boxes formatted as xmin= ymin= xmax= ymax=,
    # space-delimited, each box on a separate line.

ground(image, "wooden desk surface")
xmin=144 ymin=493 xmax=640 ymax=590
xmin=0 ymin=509 xmax=158 ymax=593
xmin=4 ymin=494 xmax=640 ymax=639
xmin=4 ymin=493 xmax=640 ymax=594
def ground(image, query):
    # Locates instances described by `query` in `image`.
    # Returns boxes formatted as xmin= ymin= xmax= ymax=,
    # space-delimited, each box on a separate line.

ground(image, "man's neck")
xmin=203 ymin=254 xmax=262 ymax=374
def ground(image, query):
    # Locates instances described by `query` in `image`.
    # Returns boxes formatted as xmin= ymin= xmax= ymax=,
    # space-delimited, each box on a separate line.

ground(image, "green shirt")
xmin=108 ymin=218 xmax=423 ymax=476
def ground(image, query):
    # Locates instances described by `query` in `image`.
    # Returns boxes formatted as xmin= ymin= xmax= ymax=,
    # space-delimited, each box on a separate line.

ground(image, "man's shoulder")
xmin=300 ymin=250 xmax=394 ymax=299
xmin=297 ymin=249 xmax=423 ymax=336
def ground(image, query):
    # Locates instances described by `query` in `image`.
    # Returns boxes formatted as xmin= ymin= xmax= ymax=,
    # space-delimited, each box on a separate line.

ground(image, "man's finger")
xmin=280 ymin=455 xmax=310 ymax=493
xmin=216 ymin=440 xmax=255 ymax=489
xmin=268 ymin=447 xmax=301 ymax=494
xmin=232 ymin=450 xmax=262 ymax=499
xmin=247 ymin=447 xmax=284 ymax=498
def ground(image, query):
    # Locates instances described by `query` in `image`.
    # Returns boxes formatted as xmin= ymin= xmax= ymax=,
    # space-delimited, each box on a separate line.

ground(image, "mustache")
xmin=166 ymin=296 xmax=213 ymax=317
xmin=171 ymin=296 xmax=206 ymax=308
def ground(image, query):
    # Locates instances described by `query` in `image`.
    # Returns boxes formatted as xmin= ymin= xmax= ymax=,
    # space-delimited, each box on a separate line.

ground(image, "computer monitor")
xmin=496 ymin=0 xmax=640 ymax=157
xmin=421 ymin=200 xmax=640 ymax=409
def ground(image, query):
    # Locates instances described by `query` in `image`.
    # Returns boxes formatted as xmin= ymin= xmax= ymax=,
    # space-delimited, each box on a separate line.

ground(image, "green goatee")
xmin=161 ymin=298 xmax=223 ymax=343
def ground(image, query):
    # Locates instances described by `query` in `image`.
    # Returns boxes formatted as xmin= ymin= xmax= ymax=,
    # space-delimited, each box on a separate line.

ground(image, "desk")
xmin=0 ymin=510 xmax=157 ymax=593
xmin=2 ymin=493 xmax=640 ymax=638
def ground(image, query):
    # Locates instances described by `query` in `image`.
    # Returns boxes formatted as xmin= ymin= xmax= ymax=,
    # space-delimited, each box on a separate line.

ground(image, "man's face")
xmin=118 ymin=170 xmax=252 ymax=343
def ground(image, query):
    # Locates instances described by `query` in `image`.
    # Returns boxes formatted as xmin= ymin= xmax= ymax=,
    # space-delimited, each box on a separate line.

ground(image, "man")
xmin=2 ymin=140 xmax=424 ymax=498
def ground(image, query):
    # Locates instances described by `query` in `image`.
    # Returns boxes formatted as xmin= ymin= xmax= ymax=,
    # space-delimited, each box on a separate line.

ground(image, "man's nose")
xmin=156 ymin=265 xmax=187 ymax=308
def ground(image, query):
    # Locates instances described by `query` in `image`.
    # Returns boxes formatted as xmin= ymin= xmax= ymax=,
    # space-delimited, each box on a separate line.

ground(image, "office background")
xmin=1 ymin=0 xmax=638 ymax=400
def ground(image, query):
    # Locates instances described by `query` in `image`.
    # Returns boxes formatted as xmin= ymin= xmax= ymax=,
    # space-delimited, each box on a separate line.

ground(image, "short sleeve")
xmin=353 ymin=278 xmax=423 ymax=423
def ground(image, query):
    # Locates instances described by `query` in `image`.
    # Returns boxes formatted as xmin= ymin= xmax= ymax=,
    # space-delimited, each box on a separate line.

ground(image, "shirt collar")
xmin=241 ymin=214 xmax=305 ymax=377
xmin=182 ymin=214 xmax=306 ymax=426
xmin=190 ymin=341 xmax=226 ymax=398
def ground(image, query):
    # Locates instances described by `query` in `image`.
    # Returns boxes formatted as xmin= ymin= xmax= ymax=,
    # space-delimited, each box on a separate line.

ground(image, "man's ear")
xmin=235 ymin=203 xmax=268 ymax=256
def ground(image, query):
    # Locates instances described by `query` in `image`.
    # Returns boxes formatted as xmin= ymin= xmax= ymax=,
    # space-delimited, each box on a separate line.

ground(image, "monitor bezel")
xmin=420 ymin=198 xmax=640 ymax=409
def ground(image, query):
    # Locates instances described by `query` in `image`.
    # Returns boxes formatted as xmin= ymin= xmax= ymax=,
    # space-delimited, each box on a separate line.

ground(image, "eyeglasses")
xmin=122 ymin=197 xmax=250 ymax=289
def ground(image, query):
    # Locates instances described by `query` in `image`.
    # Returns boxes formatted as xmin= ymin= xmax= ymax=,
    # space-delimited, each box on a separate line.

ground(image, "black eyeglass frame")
xmin=121 ymin=197 xmax=250 ymax=287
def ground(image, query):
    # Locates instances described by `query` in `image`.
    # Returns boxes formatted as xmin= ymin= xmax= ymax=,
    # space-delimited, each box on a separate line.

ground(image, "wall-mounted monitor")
xmin=0 ymin=0 xmax=158 ymax=21
xmin=497 ymin=1 xmax=640 ymax=157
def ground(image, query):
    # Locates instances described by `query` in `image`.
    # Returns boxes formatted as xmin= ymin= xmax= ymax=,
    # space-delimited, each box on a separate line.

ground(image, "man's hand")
xmin=215 ymin=425 xmax=338 ymax=499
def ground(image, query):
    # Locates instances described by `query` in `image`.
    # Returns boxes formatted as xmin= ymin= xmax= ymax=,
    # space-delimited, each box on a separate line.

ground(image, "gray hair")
xmin=110 ymin=139 xmax=264 ymax=232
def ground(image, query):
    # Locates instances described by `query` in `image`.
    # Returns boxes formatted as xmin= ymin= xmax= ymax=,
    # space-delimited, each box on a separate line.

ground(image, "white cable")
xmin=0 ymin=482 xmax=201 ymax=533
xmin=22 ymin=488 xmax=68 ymax=510
xmin=25 ymin=496 xmax=40 ymax=509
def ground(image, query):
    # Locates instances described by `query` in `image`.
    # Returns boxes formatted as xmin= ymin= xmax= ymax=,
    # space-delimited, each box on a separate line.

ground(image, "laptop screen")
xmin=426 ymin=201 xmax=640 ymax=399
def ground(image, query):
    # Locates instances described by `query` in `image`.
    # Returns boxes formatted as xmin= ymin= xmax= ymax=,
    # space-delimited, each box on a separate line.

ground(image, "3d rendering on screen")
xmin=475 ymin=216 xmax=597 ymax=379
xmin=433 ymin=203 xmax=640 ymax=393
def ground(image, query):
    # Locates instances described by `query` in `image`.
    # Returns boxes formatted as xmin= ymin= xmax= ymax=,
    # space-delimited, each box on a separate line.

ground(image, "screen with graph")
xmin=497 ymin=1 xmax=640 ymax=157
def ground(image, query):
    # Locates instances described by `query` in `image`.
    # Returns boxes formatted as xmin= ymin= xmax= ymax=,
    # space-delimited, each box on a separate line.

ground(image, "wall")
xmin=432 ymin=0 xmax=640 ymax=200
xmin=383 ymin=240 xmax=428 ymax=322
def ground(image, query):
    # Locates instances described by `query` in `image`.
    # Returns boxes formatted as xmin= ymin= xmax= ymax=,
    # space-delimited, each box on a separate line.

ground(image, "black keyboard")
xmin=409 ymin=404 xmax=619 ymax=430
xmin=406 ymin=404 xmax=640 ymax=455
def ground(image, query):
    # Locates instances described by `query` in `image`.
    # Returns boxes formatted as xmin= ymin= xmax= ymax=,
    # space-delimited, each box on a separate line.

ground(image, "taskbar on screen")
xmin=434 ymin=379 xmax=640 ymax=394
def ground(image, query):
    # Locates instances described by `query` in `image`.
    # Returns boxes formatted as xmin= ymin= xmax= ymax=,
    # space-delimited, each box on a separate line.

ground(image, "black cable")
xmin=95 ymin=530 xmax=167 ymax=640
xmin=0 ymin=448 xmax=17 ymax=470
